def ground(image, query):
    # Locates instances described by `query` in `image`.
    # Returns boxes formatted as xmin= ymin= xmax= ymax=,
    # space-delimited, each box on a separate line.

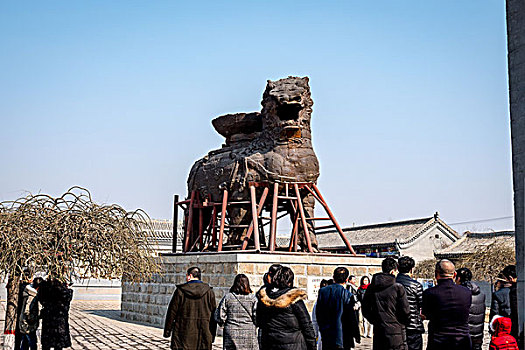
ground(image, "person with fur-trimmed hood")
xmin=256 ymin=265 xmax=316 ymax=350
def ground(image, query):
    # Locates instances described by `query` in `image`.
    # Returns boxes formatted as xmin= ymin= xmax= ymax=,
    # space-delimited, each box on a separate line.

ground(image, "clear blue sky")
xmin=0 ymin=1 xmax=513 ymax=233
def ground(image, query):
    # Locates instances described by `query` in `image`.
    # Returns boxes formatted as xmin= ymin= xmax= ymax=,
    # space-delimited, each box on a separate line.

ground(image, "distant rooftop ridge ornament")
xmin=172 ymin=76 xmax=355 ymax=254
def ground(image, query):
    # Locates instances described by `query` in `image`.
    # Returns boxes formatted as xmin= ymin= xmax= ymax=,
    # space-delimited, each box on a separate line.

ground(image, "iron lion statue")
xmin=187 ymin=76 xmax=320 ymax=250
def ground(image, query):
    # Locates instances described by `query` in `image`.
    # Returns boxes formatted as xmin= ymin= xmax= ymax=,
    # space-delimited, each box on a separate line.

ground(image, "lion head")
xmin=261 ymin=76 xmax=313 ymax=144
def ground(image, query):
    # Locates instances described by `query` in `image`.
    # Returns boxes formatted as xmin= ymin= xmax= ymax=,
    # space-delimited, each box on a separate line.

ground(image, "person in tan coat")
xmin=164 ymin=267 xmax=217 ymax=350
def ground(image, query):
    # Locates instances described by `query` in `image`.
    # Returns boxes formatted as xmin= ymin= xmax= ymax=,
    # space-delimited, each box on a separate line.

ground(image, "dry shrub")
xmin=413 ymin=258 xmax=437 ymax=280
xmin=413 ymin=242 xmax=516 ymax=282
xmin=461 ymin=242 xmax=515 ymax=282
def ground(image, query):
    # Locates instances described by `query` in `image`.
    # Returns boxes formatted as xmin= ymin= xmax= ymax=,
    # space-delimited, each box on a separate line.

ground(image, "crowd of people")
xmin=9 ymin=257 xmax=520 ymax=350
xmin=164 ymin=259 xmax=521 ymax=350
xmin=13 ymin=273 xmax=73 ymax=350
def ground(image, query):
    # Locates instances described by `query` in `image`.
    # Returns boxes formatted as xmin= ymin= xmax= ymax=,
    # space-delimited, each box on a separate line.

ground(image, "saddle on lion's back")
xmin=187 ymin=76 xmax=320 ymax=249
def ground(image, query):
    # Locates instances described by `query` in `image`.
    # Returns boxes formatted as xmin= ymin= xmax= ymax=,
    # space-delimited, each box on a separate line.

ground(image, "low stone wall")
xmin=121 ymin=252 xmax=382 ymax=327
xmin=1 ymin=279 xmax=121 ymax=302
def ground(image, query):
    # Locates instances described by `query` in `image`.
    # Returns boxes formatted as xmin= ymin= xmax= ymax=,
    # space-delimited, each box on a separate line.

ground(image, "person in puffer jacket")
xmin=362 ymin=257 xmax=410 ymax=350
xmin=456 ymin=267 xmax=486 ymax=350
xmin=396 ymin=256 xmax=424 ymax=350
xmin=489 ymin=316 xmax=519 ymax=350
xmin=256 ymin=266 xmax=316 ymax=350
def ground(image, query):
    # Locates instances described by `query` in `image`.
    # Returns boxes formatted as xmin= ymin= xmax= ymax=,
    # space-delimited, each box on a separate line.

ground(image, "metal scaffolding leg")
xmin=175 ymin=181 xmax=355 ymax=254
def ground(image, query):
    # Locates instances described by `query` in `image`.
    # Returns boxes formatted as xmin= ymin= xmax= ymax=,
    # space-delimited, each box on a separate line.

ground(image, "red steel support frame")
xmin=288 ymin=202 xmax=300 ymax=252
xmin=269 ymin=183 xmax=279 ymax=252
xmin=294 ymin=183 xmax=314 ymax=253
xmin=249 ymin=185 xmax=261 ymax=251
xmin=176 ymin=181 xmax=355 ymax=254
xmin=218 ymin=189 xmax=228 ymax=252
xmin=312 ymin=183 xmax=356 ymax=255
xmin=242 ymin=187 xmax=269 ymax=250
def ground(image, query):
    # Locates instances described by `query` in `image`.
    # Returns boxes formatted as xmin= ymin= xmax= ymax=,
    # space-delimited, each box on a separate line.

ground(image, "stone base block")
xmin=121 ymin=252 xmax=382 ymax=327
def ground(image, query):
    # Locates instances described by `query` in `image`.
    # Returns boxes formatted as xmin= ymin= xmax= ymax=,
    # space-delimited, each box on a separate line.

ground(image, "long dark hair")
xmin=230 ymin=274 xmax=252 ymax=295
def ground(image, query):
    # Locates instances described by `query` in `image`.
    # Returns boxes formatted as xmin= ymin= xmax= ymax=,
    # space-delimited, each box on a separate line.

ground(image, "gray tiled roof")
xmin=316 ymin=215 xmax=458 ymax=249
xmin=434 ymin=231 xmax=515 ymax=258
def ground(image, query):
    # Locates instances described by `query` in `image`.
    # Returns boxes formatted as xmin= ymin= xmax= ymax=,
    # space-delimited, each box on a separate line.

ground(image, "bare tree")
xmin=414 ymin=242 xmax=516 ymax=283
xmin=0 ymin=187 xmax=160 ymax=349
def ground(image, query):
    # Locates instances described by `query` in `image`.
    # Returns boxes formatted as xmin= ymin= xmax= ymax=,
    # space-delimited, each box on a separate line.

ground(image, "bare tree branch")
xmin=0 ymin=187 xmax=161 ymax=282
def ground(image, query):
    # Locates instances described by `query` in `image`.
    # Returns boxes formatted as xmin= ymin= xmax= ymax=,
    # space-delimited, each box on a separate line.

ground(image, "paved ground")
xmin=1 ymin=300 xmax=492 ymax=349
xmin=1 ymin=300 xmax=220 ymax=350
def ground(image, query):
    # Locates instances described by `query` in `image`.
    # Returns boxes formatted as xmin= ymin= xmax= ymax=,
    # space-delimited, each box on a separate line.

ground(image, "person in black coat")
xmin=422 ymin=259 xmax=472 ymax=350
xmin=256 ymin=266 xmax=316 ymax=350
xmin=316 ymin=266 xmax=361 ymax=350
xmin=455 ymin=267 xmax=486 ymax=350
xmin=490 ymin=273 xmax=513 ymax=321
xmin=14 ymin=278 xmax=31 ymax=350
xmin=362 ymin=257 xmax=410 ymax=350
xmin=38 ymin=279 xmax=73 ymax=350
xmin=396 ymin=256 xmax=424 ymax=350
xmin=356 ymin=276 xmax=372 ymax=338
xmin=501 ymin=265 xmax=519 ymax=342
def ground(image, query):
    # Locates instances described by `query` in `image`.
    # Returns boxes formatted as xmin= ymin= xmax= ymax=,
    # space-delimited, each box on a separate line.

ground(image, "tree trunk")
xmin=3 ymin=274 xmax=20 ymax=350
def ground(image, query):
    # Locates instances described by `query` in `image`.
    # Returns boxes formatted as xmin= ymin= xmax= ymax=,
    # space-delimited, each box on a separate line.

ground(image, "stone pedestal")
xmin=121 ymin=252 xmax=382 ymax=327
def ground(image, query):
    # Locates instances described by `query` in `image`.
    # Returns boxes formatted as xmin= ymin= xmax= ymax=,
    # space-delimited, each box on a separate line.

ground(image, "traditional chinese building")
xmin=316 ymin=213 xmax=459 ymax=262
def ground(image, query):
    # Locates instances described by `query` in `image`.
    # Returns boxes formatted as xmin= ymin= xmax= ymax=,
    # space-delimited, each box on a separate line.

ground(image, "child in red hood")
xmin=490 ymin=316 xmax=519 ymax=350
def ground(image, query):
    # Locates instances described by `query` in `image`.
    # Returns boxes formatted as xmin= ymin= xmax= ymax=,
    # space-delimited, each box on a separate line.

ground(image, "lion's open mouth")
xmin=277 ymin=102 xmax=302 ymax=121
